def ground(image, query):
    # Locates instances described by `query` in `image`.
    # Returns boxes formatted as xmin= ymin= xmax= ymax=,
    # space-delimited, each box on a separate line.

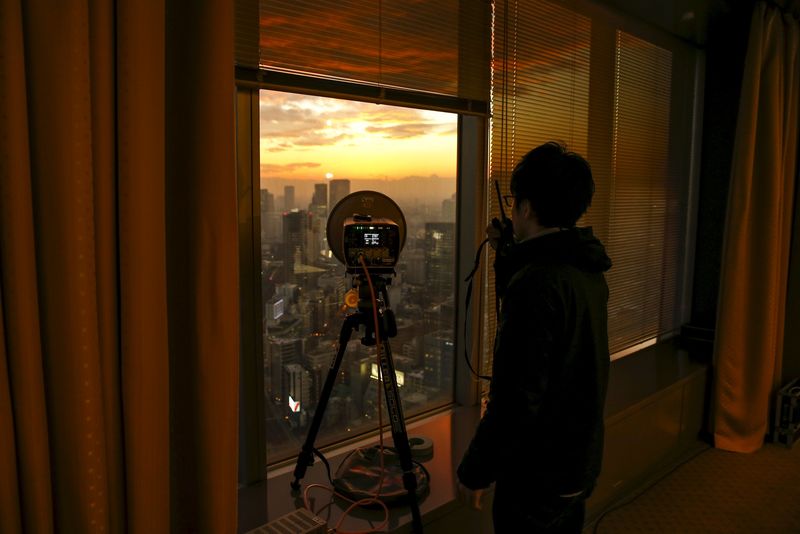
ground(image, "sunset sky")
xmin=259 ymin=90 xmax=457 ymax=185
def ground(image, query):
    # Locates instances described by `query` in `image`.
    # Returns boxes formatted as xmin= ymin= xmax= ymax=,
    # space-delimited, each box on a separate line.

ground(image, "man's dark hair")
xmin=510 ymin=141 xmax=595 ymax=228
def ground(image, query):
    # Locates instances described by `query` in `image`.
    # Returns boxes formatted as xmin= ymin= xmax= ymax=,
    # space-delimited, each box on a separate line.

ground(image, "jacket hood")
xmin=513 ymin=226 xmax=612 ymax=273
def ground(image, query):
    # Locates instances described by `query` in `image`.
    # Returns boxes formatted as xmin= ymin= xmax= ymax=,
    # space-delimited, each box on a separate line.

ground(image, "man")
xmin=457 ymin=142 xmax=612 ymax=533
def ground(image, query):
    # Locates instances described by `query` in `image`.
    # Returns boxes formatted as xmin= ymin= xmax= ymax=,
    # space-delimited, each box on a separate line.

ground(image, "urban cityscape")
xmin=260 ymin=179 xmax=458 ymax=462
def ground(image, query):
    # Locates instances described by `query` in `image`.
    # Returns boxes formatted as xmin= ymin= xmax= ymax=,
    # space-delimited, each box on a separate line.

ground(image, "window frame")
xmin=236 ymin=72 xmax=490 ymax=488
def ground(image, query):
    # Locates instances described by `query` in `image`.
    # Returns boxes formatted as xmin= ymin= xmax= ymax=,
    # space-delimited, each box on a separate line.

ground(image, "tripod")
xmin=290 ymin=273 xmax=424 ymax=534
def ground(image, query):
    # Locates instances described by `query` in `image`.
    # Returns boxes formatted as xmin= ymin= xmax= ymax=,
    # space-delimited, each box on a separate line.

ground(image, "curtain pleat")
xmin=0 ymin=0 xmax=238 ymax=532
xmin=714 ymin=2 xmax=800 ymax=452
xmin=165 ymin=0 xmax=238 ymax=531
xmin=19 ymin=1 xmax=115 ymax=530
xmin=0 ymin=1 xmax=55 ymax=531
xmin=116 ymin=1 xmax=171 ymax=531
xmin=90 ymin=0 xmax=126 ymax=531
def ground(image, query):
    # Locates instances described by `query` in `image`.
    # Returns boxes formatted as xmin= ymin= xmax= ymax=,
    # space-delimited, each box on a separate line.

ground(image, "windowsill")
xmin=241 ymin=339 xmax=709 ymax=533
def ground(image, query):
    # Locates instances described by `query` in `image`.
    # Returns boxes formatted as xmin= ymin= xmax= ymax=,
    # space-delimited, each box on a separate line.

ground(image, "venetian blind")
xmin=236 ymin=0 xmax=491 ymax=102
xmin=607 ymin=30 xmax=683 ymax=353
xmin=486 ymin=0 xmax=691 ymax=377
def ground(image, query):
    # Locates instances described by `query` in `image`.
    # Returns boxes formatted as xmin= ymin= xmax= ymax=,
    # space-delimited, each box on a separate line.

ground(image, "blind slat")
xmin=488 ymin=0 xmax=691 ymax=367
xmin=240 ymin=0 xmax=491 ymax=101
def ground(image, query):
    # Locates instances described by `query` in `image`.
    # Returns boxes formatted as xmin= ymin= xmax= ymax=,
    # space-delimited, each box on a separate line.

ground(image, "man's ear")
xmin=518 ymin=198 xmax=533 ymax=219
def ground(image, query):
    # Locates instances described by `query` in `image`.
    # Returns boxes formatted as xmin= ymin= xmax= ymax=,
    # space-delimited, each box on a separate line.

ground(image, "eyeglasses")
xmin=502 ymin=195 xmax=515 ymax=208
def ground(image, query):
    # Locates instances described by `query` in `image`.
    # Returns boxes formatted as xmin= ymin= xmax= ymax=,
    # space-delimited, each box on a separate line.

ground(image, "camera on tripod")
xmin=342 ymin=215 xmax=401 ymax=275
xmin=293 ymin=191 xmax=426 ymax=533
xmin=328 ymin=190 xmax=407 ymax=277
xmin=328 ymin=191 xmax=406 ymax=344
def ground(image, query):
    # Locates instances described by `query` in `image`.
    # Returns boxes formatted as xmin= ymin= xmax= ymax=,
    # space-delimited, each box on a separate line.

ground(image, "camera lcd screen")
xmin=343 ymin=221 xmax=400 ymax=272
xmin=363 ymin=233 xmax=381 ymax=246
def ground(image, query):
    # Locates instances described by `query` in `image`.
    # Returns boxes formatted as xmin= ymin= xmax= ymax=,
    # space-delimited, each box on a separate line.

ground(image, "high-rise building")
xmin=346 ymin=354 xmax=373 ymax=418
xmin=308 ymin=183 xmax=330 ymax=258
xmin=262 ymin=212 xmax=282 ymax=245
xmin=401 ymin=249 xmax=426 ymax=285
xmin=328 ymin=179 xmax=350 ymax=209
xmin=422 ymin=331 xmax=454 ymax=390
xmin=304 ymin=343 xmax=335 ymax=406
xmin=424 ymin=222 xmax=456 ymax=301
xmin=267 ymin=337 xmax=302 ymax=401
xmin=284 ymin=185 xmax=296 ymax=210
xmin=311 ymin=183 xmax=328 ymax=209
xmin=282 ymin=209 xmax=310 ymax=278
xmin=261 ymin=188 xmax=275 ymax=213
xmin=284 ymin=363 xmax=312 ymax=419
xmin=260 ymin=189 xmax=277 ymax=246
xmin=441 ymin=193 xmax=456 ymax=221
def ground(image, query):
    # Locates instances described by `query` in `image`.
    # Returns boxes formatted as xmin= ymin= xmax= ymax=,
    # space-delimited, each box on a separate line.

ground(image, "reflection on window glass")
xmin=259 ymin=90 xmax=458 ymax=463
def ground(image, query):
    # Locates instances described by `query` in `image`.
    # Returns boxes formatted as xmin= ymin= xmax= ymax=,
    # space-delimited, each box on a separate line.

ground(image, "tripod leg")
xmin=291 ymin=314 xmax=359 ymax=491
xmin=378 ymin=339 xmax=424 ymax=533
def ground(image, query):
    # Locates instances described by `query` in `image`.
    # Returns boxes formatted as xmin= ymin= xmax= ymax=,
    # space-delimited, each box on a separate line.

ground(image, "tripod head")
xmin=350 ymin=272 xmax=397 ymax=346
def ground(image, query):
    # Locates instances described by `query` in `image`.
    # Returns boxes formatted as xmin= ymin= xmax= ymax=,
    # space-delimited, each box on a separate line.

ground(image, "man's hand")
xmin=457 ymin=481 xmax=485 ymax=511
xmin=486 ymin=222 xmax=502 ymax=251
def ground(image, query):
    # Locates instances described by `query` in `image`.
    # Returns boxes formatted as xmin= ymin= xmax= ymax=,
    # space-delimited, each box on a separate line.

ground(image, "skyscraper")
xmin=282 ymin=209 xmax=310 ymax=278
xmin=422 ymin=331 xmax=454 ymax=390
xmin=328 ymin=179 xmax=350 ymax=209
xmin=284 ymin=185 xmax=296 ymax=210
xmin=261 ymin=189 xmax=277 ymax=246
xmin=309 ymin=183 xmax=329 ymax=258
xmin=261 ymin=188 xmax=275 ymax=213
xmin=441 ymin=193 xmax=456 ymax=221
xmin=311 ymin=183 xmax=328 ymax=209
xmin=424 ymin=222 xmax=456 ymax=301
xmin=284 ymin=363 xmax=312 ymax=420
xmin=267 ymin=337 xmax=302 ymax=401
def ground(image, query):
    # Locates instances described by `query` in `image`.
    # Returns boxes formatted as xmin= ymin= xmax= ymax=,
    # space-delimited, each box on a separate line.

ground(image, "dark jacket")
xmin=457 ymin=227 xmax=612 ymax=494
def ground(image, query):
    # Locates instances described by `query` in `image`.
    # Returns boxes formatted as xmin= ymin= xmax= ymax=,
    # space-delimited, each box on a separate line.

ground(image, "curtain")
xmin=0 ymin=0 xmax=238 ymax=532
xmin=714 ymin=1 xmax=800 ymax=453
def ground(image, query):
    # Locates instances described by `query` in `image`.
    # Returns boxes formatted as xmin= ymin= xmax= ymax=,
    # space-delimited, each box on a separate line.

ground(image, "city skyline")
xmin=261 ymin=175 xmax=457 ymax=213
xmin=260 ymin=198 xmax=457 ymax=461
xmin=259 ymin=89 xmax=459 ymax=464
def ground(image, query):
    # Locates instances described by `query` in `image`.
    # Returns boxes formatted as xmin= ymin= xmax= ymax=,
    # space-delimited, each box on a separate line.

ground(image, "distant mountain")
xmin=262 ymin=175 xmax=456 ymax=210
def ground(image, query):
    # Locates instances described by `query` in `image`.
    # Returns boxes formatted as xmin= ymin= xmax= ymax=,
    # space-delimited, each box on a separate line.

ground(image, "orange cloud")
xmin=261 ymin=162 xmax=321 ymax=173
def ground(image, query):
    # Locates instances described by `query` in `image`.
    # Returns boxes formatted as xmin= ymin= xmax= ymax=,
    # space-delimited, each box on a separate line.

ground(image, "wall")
xmin=594 ymin=0 xmax=723 ymax=44
xmin=689 ymin=1 xmax=753 ymax=335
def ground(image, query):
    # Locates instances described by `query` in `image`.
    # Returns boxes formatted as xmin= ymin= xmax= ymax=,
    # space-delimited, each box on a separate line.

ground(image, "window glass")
xmin=259 ymin=90 xmax=458 ymax=463
xmin=607 ymin=30 xmax=679 ymax=352
xmin=487 ymin=0 xmax=695 ymax=373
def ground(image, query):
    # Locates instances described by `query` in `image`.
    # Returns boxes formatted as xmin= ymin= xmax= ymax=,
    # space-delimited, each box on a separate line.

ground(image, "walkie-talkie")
xmin=491 ymin=180 xmax=515 ymax=256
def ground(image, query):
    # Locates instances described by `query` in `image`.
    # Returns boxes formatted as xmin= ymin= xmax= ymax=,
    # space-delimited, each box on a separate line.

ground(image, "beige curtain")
xmin=0 ymin=0 xmax=238 ymax=532
xmin=714 ymin=2 xmax=800 ymax=453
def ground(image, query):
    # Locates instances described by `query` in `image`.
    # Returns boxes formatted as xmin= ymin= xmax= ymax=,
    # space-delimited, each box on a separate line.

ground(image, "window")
xmin=258 ymin=90 xmax=459 ymax=463
xmin=236 ymin=0 xmax=491 ymax=482
xmin=485 ymin=0 xmax=699 ymax=379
